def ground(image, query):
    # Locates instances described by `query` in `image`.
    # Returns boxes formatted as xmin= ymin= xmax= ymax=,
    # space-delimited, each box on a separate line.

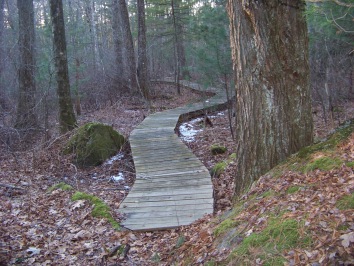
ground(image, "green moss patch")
xmin=210 ymin=161 xmax=227 ymax=177
xmin=286 ymin=186 xmax=301 ymax=194
xmin=210 ymin=153 xmax=237 ymax=178
xmin=336 ymin=193 xmax=354 ymax=210
xmin=72 ymin=191 xmax=120 ymax=230
xmin=48 ymin=182 xmax=73 ymax=192
xmin=214 ymin=219 xmax=239 ymax=237
xmin=64 ymin=122 xmax=125 ymax=168
xmin=261 ymin=189 xmax=275 ymax=198
xmin=269 ymin=119 xmax=354 ymax=178
xmin=297 ymin=119 xmax=354 ymax=159
xmin=230 ymin=219 xmax=311 ymax=265
xmin=210 ymin=144 xmax=227 ymax=155
xmin=304 ymin=157 xmax=343 ymax=172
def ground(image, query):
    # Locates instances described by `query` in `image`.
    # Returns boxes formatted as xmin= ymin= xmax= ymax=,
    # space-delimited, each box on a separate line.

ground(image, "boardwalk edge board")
xmin=120 ymin=79 xmax=228 ymax=231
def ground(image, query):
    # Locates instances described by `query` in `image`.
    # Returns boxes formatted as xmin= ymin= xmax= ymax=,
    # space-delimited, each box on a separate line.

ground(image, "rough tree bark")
xmin=228 ymin=0 xmax=313 ymax=193
xmin=15 ymin=0 xmax=38 ymax=130
xmin=49 ymin=0 xmax=77 ymax=133
xmin=137 ymin=0 xmax=150 ymax=100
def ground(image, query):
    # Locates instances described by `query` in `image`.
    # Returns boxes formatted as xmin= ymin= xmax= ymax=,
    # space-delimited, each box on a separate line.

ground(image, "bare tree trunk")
xmin=137 ymin=0 xmax=149 ymax=101
xmin=117 ymin=0 xmax=137 ymax=91
xmin=176 ymin=21 xmax=189 ymax=80
xmin=350 ymin=55 xmax=354 ymax=98
xmin=228 ymin=0 xmax=313 ymax=194
xmin=112 ymin=0 xmax=124 ymax=84
xmin=15 ymin=0 xmax=38 ymax=130
xmin=75 ymin=58 xmax=81 ymax=116
xmin=49 ymin=0 xmax=77 ymax=133
xmin=0 ymin=0 xmax=5 ymax=109
xmin=171 ymin=0 xmax=181 ymax=94
xmin=85 ymin=0 xmax=101 ymax=71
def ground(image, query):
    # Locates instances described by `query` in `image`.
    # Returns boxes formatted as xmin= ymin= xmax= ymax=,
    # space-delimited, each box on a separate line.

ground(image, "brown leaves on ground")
xmin=1 ymin=91 xmax=354 ymax=265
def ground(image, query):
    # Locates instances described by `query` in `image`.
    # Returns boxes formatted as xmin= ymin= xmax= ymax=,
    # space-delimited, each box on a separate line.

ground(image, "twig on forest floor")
xmin=0 ymin=183 xmax=25 ymax=190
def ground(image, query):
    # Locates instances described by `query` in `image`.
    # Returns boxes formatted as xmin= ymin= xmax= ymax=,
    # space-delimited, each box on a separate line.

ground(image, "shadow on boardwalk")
xmin=120 ymin=80 xmax=228 ymax=231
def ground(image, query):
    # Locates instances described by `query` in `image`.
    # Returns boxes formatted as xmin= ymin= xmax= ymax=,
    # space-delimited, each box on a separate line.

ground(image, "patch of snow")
xmin=178 ymin=112 xmax=225 ymax=142
xmin=110 ymin=172 xmax=124 ymax=182
xmin=104 ymin=152 xmax=124 ymax=165
xmin=26 ymin=247 xmax=41 ymax=256
xmin=179 ymin=117 xmax=204 ymax=142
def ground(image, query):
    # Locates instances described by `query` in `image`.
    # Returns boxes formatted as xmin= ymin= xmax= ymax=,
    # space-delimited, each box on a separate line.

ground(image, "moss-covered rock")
xmin=64 ymin=122 xmax=125 ymax=168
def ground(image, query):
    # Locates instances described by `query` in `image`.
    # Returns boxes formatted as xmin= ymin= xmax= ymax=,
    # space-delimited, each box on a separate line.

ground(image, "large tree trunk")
xmin=137 ymin=0 xmax=149 ymax=101
xmin=117 ymin=0 xmax=137 ymax=91
xmin=15 ymin=0 xmax=37 ymax=130
xmin=49 ymin=0 xmax=77 ymax=133
xmin=228 ymin=0 xmax=313 ymax=194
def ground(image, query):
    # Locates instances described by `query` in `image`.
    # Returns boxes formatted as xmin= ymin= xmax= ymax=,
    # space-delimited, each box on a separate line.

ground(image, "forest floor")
xmin=1 ymin=84 xmax=354 ymax=265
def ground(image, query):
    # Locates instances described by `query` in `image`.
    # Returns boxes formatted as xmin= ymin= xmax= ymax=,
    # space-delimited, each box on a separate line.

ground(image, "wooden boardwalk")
xmin=120 ymin=80 xmax=228 ymax=231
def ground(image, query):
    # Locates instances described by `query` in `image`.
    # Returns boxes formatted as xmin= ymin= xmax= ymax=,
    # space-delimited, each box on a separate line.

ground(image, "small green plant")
xmin=210 ymin=161 xmax=227 ymax=177
xmin=175 ymin=235 xmax=185 ymax=248
xmin=72 ymin=191 xmax=120 ymax=230
xmin=214 ymin=218 xmax=238 ymax=237
xmin=210 ymin=144 xmax=227 ymax=155
xmin=345 ymin=161 xmax=354 ymax=168
xmin=304 ymin=157 xmax=342 ymax=172
xmin=229 ymin=153 xmax=237 ymax=160
xmin=48 ymin=182 xmax=73 ymax=192
xmin=336 ymin=193 xmax=354 ymax=210
xmin=261 ymin=190 xmax=275 ymax=198
xmin=286 ymin=186 xmax=301 ymax=194
xmin=151 ymin=252 xmax=160 ymax=262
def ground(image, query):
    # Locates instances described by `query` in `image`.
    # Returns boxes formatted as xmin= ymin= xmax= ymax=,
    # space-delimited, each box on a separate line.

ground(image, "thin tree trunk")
xmin=228 ymin=0 xmax=313 ymax=194
xmin=86 ymin=0 xmax=101 ymax=70
xmin=112 ymin=0 xmax=124 ymax=85
xmin=0 ymin=0 xmax=5 ymax=109
xmin=75 ymin=58 xmax=81 ymax=116
xmin=15 ymin=0 xmax=37 ymax=130
xmin=137 ymin=0 xmax=149 ymax=101
xmin=118 ymin=0 xmax=137 ymax=91
xmin=171 ymin=0 xmax=180 ymax=94
xmin=49 ymin=0 xmax=77 ymax=133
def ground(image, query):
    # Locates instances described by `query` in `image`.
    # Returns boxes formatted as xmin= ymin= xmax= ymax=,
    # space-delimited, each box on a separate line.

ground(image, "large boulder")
xmin=64 ymin=122 xmax=125 ymax=168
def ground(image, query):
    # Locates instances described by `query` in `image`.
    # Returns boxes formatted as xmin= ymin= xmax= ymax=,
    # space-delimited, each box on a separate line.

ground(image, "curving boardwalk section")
xmin=120 ymin=80 xmax=228 ymax=231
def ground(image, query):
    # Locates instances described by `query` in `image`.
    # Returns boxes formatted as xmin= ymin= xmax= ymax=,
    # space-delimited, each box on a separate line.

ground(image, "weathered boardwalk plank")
xmin=120 ymin=80 xmax=228 ymax=231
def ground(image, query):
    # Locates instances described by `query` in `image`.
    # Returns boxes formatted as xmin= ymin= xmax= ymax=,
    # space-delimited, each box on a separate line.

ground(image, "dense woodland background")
xmin=0 ymin=0 xmax=352 ymax=139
